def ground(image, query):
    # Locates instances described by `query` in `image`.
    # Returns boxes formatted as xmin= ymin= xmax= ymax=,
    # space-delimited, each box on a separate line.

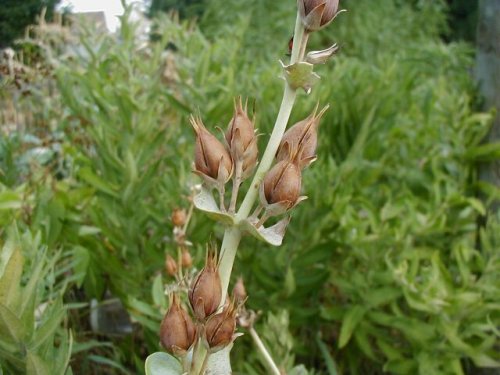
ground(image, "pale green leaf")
xmin=26 ymin=352 xmax=50 ymax=375
xmin=193 ymin=188 xmax=235 ymax=225
xmin=145 ymin=352 xmax=183 ymax=375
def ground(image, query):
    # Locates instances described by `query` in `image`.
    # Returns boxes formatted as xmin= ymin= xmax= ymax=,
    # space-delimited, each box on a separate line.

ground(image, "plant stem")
xmin=235 ymin=84 xmax=296 ymax=220
xmin=298 ymin=31 xmax=310 ymax=61
xmin=249 ymin=327 xmax=282 ymax=375
xmin=229 ymin=159 xmax=243 ymax=213
xmin=206 ymin=10 xmax=308 ymax=375
xmin=183 ymin=200 xmax=195 ymax=234
xmin=217 ymin=12 xmax=307 ymax=305
xmin=218 ymin=226 xmax=242 ymax=305
xmin=190 ymin=339 xmax=208 ymax=375
xmin=218 ymin=185 xmax=226 ymax=212
xmin=177 ymin=245 xmax=183 ymax=280
xmin=235 ymin=12 xmax=305 ymax=221
xmin=290 ymin=13 xmax=305 ymax=64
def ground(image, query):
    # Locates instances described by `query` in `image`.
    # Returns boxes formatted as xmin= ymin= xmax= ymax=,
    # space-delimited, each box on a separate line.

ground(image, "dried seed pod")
xmin=204 ymin=301 xmax=237 ymax=353
xmin=225 ymin=97 xmax=259 ymax=179
xmin=232 ymin=277 xmax=247 ymax=303
xmin=191 ymin=115 xmax=233 ymax=186
xmin=298 ymin=0 xmax=341 ymax=31
xmin=171 ymin=208 xmax=187 ymax=227
xmin=189 ymin=248 xmax=222 ymax=321
xmin=181 ymin=248 xmax=193 ymax=269
xmin=160 ymin=294 xmax=197 ymax=355
xmin=165 ymin=254 xmax=178 ymax=277
xmin=260 ymin=160 xmax=304 ymax=217
xmin=276 ymin=105 xmax=328 ymax=169
xmin=305 ymin=44 xmax=339 ymax=65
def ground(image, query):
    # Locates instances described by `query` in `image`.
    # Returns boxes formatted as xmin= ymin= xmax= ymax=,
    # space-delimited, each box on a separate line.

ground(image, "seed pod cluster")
xmin=165 ymin=206 xmax=193 ymax=279
xmin=191 ymin=98 xmax=258 ymax=212
xmin=159 ymin=245 xmax=239 ymax=357
xmin=259 ymin=105 xmax=328 ymax=219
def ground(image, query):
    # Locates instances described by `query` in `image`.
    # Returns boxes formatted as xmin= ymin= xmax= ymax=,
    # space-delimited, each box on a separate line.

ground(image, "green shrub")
xmin=1 ymin=0 xmax=499 ymax=373
xmin=0 ymin=225 xmax=72 ymax=374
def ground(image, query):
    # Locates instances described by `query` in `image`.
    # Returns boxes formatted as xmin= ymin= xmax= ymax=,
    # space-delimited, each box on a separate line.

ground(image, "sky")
xmin=59 ymin=0 xmax=146 ymax=32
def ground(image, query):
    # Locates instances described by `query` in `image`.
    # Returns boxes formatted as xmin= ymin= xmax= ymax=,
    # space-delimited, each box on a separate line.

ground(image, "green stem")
xmin=218 ymin=226 xmax=242 ymax=305
xmin=229 ymin=159 xmax=243 ymax=213
xmin=217 ymin=12 xmax=307 ymax=305
xmin=235 ymin=12 xmax=304 ymax=221
xmin=249 ymin=327 xmax=282 ymax=375
xmin=290 ymin=12 xmax=305 ymax=64
xmin=235 ymin=84 xmax=296 ymax=220
xmin=204 ymin=10 xmax=309 ymax=375
xmin=189 ymin=339 xmax=208 ymax=375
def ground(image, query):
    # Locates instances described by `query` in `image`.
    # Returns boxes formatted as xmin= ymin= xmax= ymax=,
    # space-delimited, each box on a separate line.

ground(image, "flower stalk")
xmin=249 ymin=326 xmax=282 ymax=375
xmin=219 ymin=9 xmax=307 ymax=304
xmin=149 ymin=1 xmax=344 ymax=373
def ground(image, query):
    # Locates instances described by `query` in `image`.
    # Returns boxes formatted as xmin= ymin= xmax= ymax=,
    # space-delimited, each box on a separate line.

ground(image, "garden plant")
xmin=146 ymin=0 xmax=344 ymax=374
xmin=0 ymin=0 xmax=499 ymax=374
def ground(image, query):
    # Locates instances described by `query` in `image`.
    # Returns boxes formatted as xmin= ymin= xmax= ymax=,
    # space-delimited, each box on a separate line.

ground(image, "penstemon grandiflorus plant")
xmin=146 ymin=1 xmax=344 ymax=374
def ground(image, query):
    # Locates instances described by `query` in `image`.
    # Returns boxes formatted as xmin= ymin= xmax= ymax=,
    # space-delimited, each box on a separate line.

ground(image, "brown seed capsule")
xmin=225 ymin=97 xmax=259 ymax=179
xmin=189 ymin=249 xmax=222 ymax=321
xmin=204 ymin=301 xmax=237 ymax=353
xmin=165 ymin=254 xmax=178 ymax=277
xmin=260 ymin=160 xmax=302 ymax=216
xmin=276 ymin=105 xmax=328 ymax=169
xmin=160 ymin=294 xmax=197 ymax=355
xmin=181 ymin=248 xmax=193 ymax=269
xmin=171 ymin=208 xmax=187 ymax=227
xmin=232 ymin=277 xmax=247 ymax=303
xmin=299 ymin=0 xmax=340 ymax=31
xmin=191 ymin=115 xmax=233 ymax=186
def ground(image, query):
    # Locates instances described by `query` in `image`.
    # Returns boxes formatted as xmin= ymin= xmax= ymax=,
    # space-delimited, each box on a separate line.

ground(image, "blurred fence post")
xmin=476 ymin=0 xmax=500 ymax=212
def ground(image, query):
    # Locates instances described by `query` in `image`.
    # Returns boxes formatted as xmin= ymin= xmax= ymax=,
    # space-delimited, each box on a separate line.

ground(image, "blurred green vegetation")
xmin=0 ymin=0 xmax=61 ymax=48
xmin=1 ymin=0 xmax=499 ymax=374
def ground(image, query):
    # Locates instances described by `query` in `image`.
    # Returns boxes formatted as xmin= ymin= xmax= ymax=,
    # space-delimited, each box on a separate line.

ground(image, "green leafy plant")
xmin=0 ymin=225 xmax=72 ymax=374
xmin=1 ymin=0 xmax=499 ymax=373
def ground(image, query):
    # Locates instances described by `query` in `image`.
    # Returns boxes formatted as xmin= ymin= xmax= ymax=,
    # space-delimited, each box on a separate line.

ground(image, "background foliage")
xmin=1 ymin=0 xmax=499 ymax=374
xmin=0 ymin=0 xmax=61 ymax=48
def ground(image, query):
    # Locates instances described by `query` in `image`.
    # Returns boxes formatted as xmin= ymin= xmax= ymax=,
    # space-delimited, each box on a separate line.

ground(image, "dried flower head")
xmin=225 ymin=97 xmax=259 ymax=179
xmin=260 ymin=160 xmax=304 ymax=216
xmin=232 ymin=277 xmax=247 ymax=304
xmin=276 ymin=105 xmax=328 ymax=169
xmin=299 ymin=0 xmax=341 ymax=31
xmin=181 ymin=248 xmax=193 ymax=269
xmin=189 ymin=247 xmax=222 ymax=321
xmin=204 ymin=300 xmax=237 ymax=353
xmin=191 ymin=115 xmax=233 ymax=187
xmin=165 ymin=254 xmax=178 ymax=277
xmin=171 ymin=208 xmax=187 ymax=227
xmin=160 ymin=294 xmax=197 ymax=355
